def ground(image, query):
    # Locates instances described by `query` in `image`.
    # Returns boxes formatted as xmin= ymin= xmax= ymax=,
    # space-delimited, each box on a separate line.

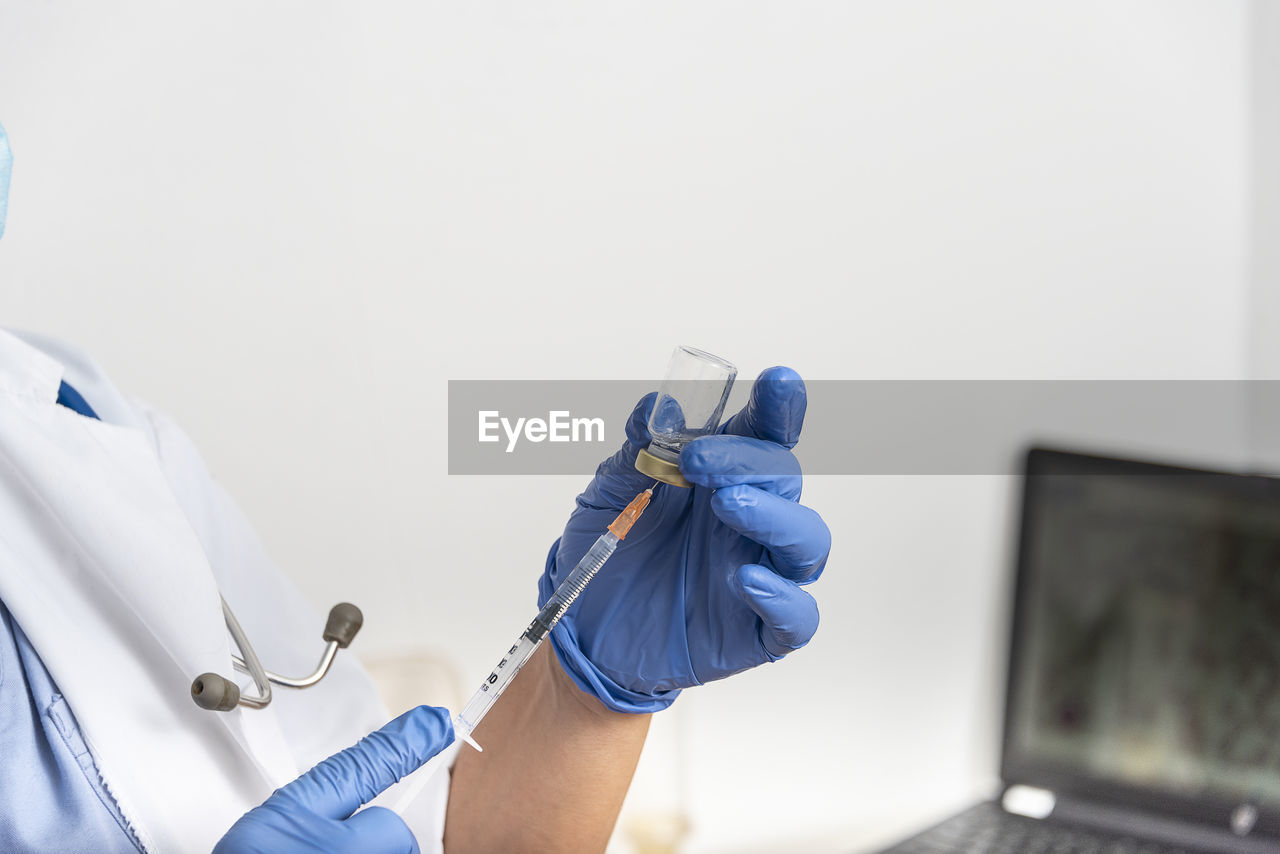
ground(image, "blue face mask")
xmin=0 ymin=123 xmax=11 ymax=240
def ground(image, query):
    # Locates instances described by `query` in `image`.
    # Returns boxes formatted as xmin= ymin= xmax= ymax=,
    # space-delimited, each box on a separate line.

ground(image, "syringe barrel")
xmin=453 ymin=531 xmax=622 ymax=738
xmin=456 ymin=631 xmax=541 ymax=734
xmin=541 ymin=531 xmax=619 ymax=623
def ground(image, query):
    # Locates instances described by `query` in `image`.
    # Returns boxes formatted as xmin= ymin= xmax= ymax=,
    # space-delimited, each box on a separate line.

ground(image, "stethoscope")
xmin=55 ymin=381 xmax=364 ymax=714
xmin=190 ymin=599 xmax=364 ymax=712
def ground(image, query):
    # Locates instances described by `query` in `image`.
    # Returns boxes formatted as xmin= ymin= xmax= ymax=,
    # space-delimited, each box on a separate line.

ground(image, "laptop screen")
xmin=1004 ymin=449 xmax=1280 ymax=827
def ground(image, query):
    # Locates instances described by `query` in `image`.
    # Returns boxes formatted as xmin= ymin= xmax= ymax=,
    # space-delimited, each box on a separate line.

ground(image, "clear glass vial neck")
xmin=636 ymin=345 xmax=737 ymax=487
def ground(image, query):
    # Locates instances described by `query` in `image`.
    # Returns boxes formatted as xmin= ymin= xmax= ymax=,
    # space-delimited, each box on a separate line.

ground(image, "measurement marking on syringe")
xmin=450 ymin=487 xmax=653 ymax=749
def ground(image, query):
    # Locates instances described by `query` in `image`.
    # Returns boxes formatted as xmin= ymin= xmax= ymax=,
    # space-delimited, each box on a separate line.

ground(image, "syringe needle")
xmin=605 ymin=487 xmax=652 ymax=539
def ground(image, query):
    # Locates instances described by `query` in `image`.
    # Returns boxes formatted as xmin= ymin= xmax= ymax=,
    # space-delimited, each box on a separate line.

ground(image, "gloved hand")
xmin=213 ymin=705 xmax=453 ymax=854
xmin=540 ymin=366 xmax=830 ymax=713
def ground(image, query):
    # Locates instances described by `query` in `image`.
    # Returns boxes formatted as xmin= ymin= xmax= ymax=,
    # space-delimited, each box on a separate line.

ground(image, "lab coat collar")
xmin=0 ymin=328 xmax=64 ymax=402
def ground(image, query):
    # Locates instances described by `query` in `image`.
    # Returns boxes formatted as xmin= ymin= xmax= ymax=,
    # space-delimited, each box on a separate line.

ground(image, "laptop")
xmin=878 ymin=447 xmax=1280 ymax=854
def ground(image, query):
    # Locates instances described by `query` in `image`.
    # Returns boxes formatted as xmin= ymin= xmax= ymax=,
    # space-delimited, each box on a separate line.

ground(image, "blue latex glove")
xmin=214 ymin=706 xmax=453 ymax=854
xmin=539 ymin=366 xmax=831 ymax=713
xmin=0 ymin=121 xmax=12 ymax=239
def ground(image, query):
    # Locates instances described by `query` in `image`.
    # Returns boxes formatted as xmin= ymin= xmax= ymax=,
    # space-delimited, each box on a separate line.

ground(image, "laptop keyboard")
xmin=880 ymin=803 xmax=1218 ymax=854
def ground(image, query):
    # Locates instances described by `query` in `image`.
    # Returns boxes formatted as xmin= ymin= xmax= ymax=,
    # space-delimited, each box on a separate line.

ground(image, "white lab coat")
xmin=0 ymin=330 xmax=449 ymax=853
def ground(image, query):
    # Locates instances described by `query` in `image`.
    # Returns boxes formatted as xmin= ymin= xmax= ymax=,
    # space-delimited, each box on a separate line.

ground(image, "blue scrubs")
xmin=0 ymin=383 xmax=143 ymax=853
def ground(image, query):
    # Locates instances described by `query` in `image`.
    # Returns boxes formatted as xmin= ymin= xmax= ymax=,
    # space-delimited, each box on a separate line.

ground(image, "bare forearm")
xmin=443 ymin=643 xmax=651 ymax=853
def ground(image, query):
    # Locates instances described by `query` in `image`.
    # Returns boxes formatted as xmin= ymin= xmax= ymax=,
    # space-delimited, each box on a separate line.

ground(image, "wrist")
xmin=540 ymin=634 xmax=623 ymax=723
xmin=540 ymin=540 xmax=682 ymax=714
xmin=546 ymin=620 xmax=683 ymax=714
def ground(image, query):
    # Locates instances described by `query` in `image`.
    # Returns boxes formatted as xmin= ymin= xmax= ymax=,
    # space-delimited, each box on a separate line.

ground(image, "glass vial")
xmin=635 ymin=345 xmax=737 ymax=487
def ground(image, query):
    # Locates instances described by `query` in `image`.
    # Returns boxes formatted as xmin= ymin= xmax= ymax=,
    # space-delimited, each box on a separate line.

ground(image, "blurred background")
xmin=1 ymin=2 xmax=1277 ymax=851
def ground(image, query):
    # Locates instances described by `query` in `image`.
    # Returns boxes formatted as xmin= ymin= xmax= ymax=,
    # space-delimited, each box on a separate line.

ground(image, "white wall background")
xmin=0 ymin=2 xmax=1261 ymax=851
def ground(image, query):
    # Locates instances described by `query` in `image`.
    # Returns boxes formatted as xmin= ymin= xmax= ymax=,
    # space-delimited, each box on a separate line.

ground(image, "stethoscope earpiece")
xmin=191 ymin=672 xmax=241 ymax=712
xmin=193 ymin=600 xmax=364 ymax=712
xmin=323 ymin=602 xmax=363 ymax=648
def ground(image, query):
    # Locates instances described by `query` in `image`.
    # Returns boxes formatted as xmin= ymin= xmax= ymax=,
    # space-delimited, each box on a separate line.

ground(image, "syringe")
xmin=452 ymin=486 xmax=654 ymax=750
xmin=388 ymin=486 xmax=655 ymax=815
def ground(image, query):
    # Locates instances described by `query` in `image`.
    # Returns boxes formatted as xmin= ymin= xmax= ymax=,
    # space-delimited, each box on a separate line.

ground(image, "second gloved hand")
xmin=540 ymin=366 xmax=831 ymax=713
xmin=213 ymin=705 xmax=453 ymax=854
